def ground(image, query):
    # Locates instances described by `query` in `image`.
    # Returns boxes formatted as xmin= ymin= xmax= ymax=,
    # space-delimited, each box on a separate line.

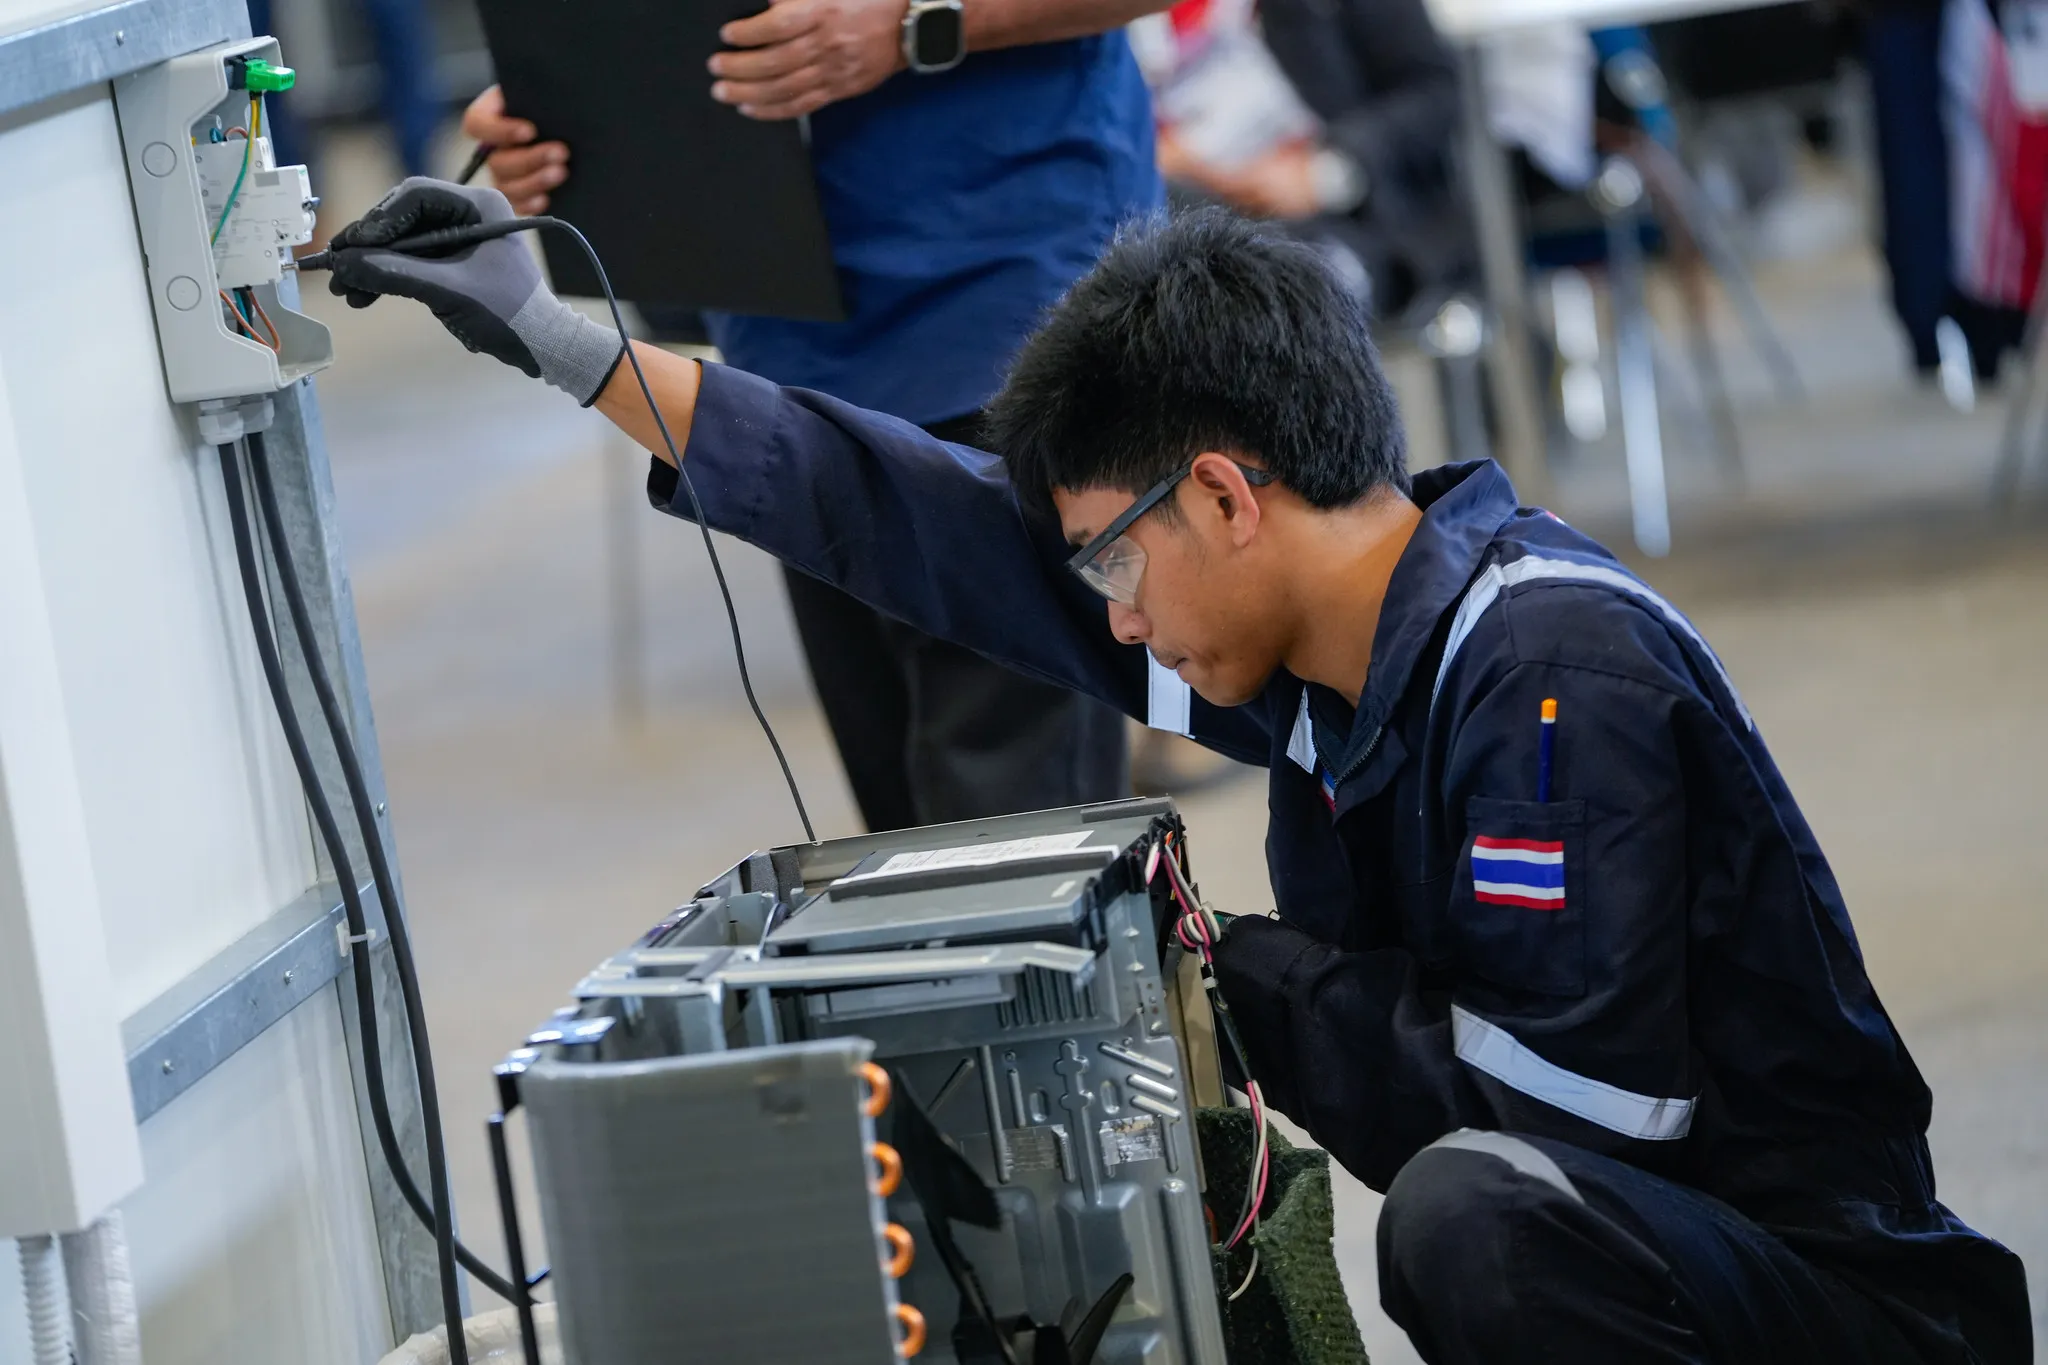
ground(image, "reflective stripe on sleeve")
xmin=1286 ymin=689 xmax=1316 ymax=773
xmin=1147 ymin=654 xmax=1192 ymax=735
xmin=1450 ymin=1005 xmax=1694 ymax=1141
xmin=1430 ymin=552 xmax=1751 ymax=729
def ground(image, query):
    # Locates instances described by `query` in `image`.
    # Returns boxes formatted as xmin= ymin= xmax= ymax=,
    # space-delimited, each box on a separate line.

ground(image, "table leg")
xmin=1601 ymin=159 xmax=1673 ymax=557
xmin=1456 ymin=43 xmax=1551 ymax=504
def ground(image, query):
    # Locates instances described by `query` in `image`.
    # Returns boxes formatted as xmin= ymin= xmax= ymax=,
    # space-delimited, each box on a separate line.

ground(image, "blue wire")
xmin=225 ymin=289 xmax=258 ymax=337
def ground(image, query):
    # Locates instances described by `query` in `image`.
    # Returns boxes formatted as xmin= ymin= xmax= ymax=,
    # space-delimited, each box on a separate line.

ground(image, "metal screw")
xmin=114 ymin=28 xmax=125 ymax=43
xmin=160 ymin=1059 xmax=174 ymax=1075
xmin=283 ymin=969 xmax=296 ymax=985
xmin=375 ymin=803 xmax=387 ymax=816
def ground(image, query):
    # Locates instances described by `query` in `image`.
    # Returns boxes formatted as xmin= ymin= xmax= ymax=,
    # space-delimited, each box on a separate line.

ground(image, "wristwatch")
xmin=902 ymin=0 xmax=966 ymax=73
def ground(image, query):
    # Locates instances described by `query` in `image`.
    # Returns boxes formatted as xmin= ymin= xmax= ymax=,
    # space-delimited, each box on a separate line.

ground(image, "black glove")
xmin=325 ymin=178 xmax=625 ymax=405
xmin=1208 ymin=913 xmax=1316 ymax=1112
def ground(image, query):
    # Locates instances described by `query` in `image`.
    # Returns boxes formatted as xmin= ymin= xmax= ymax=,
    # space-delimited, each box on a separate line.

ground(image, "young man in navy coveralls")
xmin=326 ymin=190 xmax=2032 ymax=1362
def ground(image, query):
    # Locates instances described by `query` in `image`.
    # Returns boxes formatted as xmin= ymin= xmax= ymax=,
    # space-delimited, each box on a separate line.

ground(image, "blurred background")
xmin=267 ymin=0 xmax=2045 ymax=1355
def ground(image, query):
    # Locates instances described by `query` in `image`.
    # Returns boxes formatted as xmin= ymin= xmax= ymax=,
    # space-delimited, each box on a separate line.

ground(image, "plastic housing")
xmin=113 ymin=37 xmax=332 ymax=403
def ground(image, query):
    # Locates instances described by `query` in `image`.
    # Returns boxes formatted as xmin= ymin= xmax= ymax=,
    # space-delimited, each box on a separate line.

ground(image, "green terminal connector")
xmin=228 ymin=56 xmax=296 ymax=93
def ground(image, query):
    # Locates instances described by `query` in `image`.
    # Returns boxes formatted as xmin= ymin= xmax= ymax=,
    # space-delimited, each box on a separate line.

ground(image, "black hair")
xmin=987 ymin=208 xmax=1410 ymax=517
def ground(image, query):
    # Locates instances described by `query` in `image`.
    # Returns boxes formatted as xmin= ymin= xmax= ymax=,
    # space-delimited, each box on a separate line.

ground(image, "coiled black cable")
xmin=241 ymin=432 xmax=529 ymax=1302
xmin=218 ymin=438 xmax=476 ymax=1365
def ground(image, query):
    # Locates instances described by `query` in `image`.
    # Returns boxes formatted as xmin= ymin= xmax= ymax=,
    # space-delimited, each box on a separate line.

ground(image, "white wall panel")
xmin=0 ymin=86 xmax=318 ymax=1019
xmin=0 ymin=73 xmax=394 ymax=1365
xmin=0 ymin=997 xmax=393 ymax=1365
xmin=123 ymin=993 xmax=392 ymax=1365
xmin=0 ymin=330 xmax=145 ymax=1237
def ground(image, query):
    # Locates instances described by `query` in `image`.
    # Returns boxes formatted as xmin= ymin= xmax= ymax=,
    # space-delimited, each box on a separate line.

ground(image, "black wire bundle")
xmin=217 ymin=435 xmax=479 ymax=1362
xmin=221 ymin=208 xmax=819 ymax=1365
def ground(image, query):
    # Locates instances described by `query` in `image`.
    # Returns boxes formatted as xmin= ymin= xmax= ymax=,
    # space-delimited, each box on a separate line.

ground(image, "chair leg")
xmin=1422 ymin=298 xmax=1494 ymax=466
xmin=1597 ymin=157 xmax=1673 ymax=557
xmin=1991 ymin=253 xmax=2048 ymax=504
xmin=1675 ymin=249 xmax=1745 ymax=485
xmin=1630 ymin=137 xmax=1806 ymax=405
xmin=1551 ymin=269 xmax=1610 ymax=444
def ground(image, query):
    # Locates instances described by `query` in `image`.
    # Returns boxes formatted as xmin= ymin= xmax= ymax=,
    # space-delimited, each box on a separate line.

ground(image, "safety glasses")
xmin=1064 ymin=460 xmax=1275 ymax=604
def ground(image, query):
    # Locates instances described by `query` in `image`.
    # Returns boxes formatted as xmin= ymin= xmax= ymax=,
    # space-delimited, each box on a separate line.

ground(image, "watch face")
xmin=913 ymin=4 xmax=964 ymax=67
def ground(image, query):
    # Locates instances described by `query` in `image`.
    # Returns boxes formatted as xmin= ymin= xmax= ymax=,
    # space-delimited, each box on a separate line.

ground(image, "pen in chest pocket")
xmin=1537 ymin=697 xmax=1558 ymax=802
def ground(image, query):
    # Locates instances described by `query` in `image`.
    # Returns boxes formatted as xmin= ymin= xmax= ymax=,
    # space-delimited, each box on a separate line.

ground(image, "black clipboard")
xmin=475 ymin=0 xmax=846 ymax=320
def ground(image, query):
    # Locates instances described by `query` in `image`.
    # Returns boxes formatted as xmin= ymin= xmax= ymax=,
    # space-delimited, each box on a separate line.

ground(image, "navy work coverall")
xmin=649 ymin=363 xmax=2032 ymax=1364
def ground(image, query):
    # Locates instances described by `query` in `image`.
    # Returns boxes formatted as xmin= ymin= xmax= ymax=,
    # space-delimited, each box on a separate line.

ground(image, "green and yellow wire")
xmin=210 ymin=95 xmax=258 ymax=247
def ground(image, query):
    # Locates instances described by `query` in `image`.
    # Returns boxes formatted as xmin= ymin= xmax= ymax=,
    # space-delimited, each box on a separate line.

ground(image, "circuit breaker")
xmin=113 ymin=38 xmax=333 ymax=404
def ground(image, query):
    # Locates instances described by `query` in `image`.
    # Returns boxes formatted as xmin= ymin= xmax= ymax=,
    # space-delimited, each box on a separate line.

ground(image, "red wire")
xmin=1153 ymin=832 xmax=1269 ymax=1250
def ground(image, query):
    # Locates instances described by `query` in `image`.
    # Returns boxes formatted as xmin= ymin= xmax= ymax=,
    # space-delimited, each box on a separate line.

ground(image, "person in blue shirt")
xmin=459 ymin=0 xmax=1165 ymax=831
xmin=323 ymin=185 xmax=2030 ymax=1364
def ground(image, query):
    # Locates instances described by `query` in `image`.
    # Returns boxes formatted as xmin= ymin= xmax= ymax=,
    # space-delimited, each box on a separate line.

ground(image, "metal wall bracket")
xmin=121 ymin=881 xmax=368 ymax=1122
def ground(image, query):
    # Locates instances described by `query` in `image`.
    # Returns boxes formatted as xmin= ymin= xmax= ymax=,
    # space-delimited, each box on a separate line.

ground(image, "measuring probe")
xmin=297 ymin=206 xmax=818 ymax=842
xmin=295 ymin=216 xmax=534 ymax=273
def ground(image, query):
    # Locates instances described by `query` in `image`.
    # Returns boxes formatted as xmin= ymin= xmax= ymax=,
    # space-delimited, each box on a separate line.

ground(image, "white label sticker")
xmin=842 ymin=832 xmax=1095 ymax=882
xmin=1099 ymin=1115 xmax=1164 ymax=1167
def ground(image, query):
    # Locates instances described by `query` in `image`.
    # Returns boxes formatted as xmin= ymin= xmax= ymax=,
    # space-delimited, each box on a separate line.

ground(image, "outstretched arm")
xmin=323 ymin=180 xmax=1273 ymax=763
xmin=593 ymin=341 xmax=703 ymax=467
xmin=636 ymin=360 xmax=1281 ymax=762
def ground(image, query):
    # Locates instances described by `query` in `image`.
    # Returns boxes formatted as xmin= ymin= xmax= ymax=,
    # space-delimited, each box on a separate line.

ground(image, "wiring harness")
xmin=1150 ymin=831 xmax=1271 ymax=1301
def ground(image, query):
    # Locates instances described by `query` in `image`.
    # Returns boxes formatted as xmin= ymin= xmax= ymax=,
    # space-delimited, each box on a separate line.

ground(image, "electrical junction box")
xmin=192 ymin=136 xmax=314 ymax=291
xmin=499 ymin=798 xmax=1234 ymax=1365
xmin=113 ymin=37 xmax=332 ymax=404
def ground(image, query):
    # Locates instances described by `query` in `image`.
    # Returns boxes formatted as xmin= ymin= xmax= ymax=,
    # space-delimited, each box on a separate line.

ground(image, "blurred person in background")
xmin=1860 ymin=0 xmax=1955 ymax=376
xmin=245 ymin=0 xmax=439 ymax=185
xmin=1131 ymin=0 xmax=1468 ymax=320
xmin=1940 ymin=0 xmax=2048 ymax=378
xmin=459 ymin=0 xmax=1171 ymax=832
xmin=1864 ymin=0 xmax=2046 ymax=382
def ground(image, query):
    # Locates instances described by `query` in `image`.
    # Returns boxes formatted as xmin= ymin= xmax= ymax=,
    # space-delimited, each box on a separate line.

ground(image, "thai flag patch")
xmin=1470 ymin=836 xmax=1566 ymax=910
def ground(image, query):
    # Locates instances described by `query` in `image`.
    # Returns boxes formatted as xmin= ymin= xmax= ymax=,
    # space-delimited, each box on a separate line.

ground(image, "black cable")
xmin=300 ymin=214 xmax=817 ymax=841
xmin=1166 ymin=839 xmax=1264 ymax=1243
xmin=242 ymin=432 xmax=524 ymax=1306
xmin=535 ymin=216 xmax=816 ymax=841
xmin=214 ymin=440 xmax=471 ymax=1365
xmin=454 ymin=143 xmax=493 ymax=186
xmin=231 ymin=211 xmax=817 ymax=1360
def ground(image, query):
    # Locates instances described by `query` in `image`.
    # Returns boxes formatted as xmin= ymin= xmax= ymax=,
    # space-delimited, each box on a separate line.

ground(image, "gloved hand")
xmin=324 ymin=178 xmax=625 ymax=406
xmin=1207 ymin=913 xmax=1315 ymax=1112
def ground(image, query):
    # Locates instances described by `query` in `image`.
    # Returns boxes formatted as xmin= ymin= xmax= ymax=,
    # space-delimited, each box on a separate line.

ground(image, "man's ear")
xmin=1188 ymin=452 xmax=1263 ymax=548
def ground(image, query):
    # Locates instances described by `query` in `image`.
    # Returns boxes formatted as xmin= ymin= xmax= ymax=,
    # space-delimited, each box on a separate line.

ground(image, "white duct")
xmin=59 ymin=1212 xmax=144 ymax=1365
xmin=17 ymin=1234 xmax=72 ymax=1365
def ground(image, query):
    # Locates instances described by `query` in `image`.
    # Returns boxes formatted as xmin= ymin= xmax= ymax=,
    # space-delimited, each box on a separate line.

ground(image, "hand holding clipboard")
xmin=470 ymin=0 xmax=846 ymax=319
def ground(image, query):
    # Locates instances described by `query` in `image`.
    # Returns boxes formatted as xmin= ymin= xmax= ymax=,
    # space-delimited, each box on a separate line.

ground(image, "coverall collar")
xmin=1305 ymin=459 xmax=1521 ymax=800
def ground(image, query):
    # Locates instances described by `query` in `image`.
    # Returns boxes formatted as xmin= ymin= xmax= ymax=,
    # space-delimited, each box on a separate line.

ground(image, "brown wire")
xmin=221 ymin=290 xmax=278 ymax=351
xmin=245 ymin=290 xmax=282 ymax=350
